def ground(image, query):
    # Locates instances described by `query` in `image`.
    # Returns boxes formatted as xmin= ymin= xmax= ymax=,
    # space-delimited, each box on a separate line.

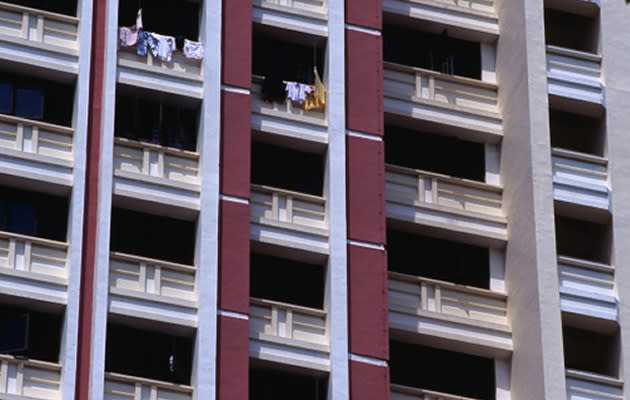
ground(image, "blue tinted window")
xmin=7 ymin=202 xmax=36 ymax=236
xmin=0 ymin=83 xmax=12 ymax=114
xmin=0 ymin=314 xmax=29 ymax=354
xmin=15 ymin=88 xmax=43 ymax=120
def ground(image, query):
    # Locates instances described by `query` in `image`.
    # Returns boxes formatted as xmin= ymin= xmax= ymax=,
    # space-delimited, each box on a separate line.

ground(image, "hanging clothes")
xmin=136 ymin=30 xmax=152 ymax=57
xmin=118 ymin=9 xmax=143 ymax=48
xmin=183 ymin=39 xmax=204 ymax=60
xmin=151 ymin=32 xmax=177 ymax=62
xmin=305 ymin=67 xmax=326 ymax=111
xmin=285 ymin=82 xmax=313 ymax=104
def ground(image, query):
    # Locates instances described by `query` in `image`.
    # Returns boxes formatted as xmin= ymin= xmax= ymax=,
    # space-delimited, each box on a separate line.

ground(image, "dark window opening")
xmin=0 ymin=185 xmax=69 ymax=242
xmin=0 ymin=304 xmax=62 ymax=362
xmin=563 ymin=326 xmax=618 ymax=377
xmin=118 ymin=0 xmax=199 ymax=42
xmin=555 ymin=215 xmax=611 ymax=264
xmin=114 ymin=93 xmax=199 ymax=152
xmin=110 ymin=208 xmax=196 ymax=265
xmin=384 ymin=25 xmax=481 ymax=80
xmin=250 ymin=253 xmax=325 ymax=309
xmin=387 ymin=230 xmax=490 ymax=289
xmin=545 ymin=8 xmax=599 ymax=53
xmin=4 ymin=0 xmax=77 ymax=16
xmin=385 ymin=126 xmax=485 ymax=182
xmin=250 ymin=366 xmax=328 ymax=400
xmin=549 ymin=109 xmax=605 ymax=156
xmin=105 ymin=323 xmax=193 ymax=385
xmin=390 ymin=340 xmax=495 ymax=400
xmin=251 ymin=141 xmax=325 ymax=196
xmin=0 ymin=72 xmax=74 ymax=126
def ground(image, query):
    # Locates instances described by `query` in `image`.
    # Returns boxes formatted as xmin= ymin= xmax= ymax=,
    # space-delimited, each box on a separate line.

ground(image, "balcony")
xmin=251 ymin=75 xmax=327 ymax=145
xmin=108 ymin=252 xmax=197 ymax=326
xmin=566 ymin=369 xmax=623 ymax=400
xmin=552 ymin=147 xmax=609 ymax=213
xmin=104 ymin=372 xmax=193 ymax=400
xmin=0 ymin=230 xmax=67 ymax=304
xmin=113 ymin=138 xmax=201 ymax=212
xmin=0 ymin=354 xmax=61 ymax=399
xmin=382 ymin=0 xmax=498 ymax=39
xmin=0 ymin=114 xmax=73 ymax=186
xmin=384 ymin=62 xmax=501 ymax=142
xmin=252 ymin=0 xmax=327 ymax=37
xmin=386 ymin=164 xmax=506 ymax=245
xmin=558 ymin=255 xmax=616 ymax=322
xmin=117 ymin=48 xmax=203 ymax=99
xmin=391 ymin=384 xmax=482 ymax=400
xmin=0 ymin=2 xmax=78 ymax=73
xmin=388 ymin=271 xmax=511 ymax=357
xmin=250 ymin=297 xmax=329 ymax=371
xmin=251 ymin=184 xmax=328 ymax=254
xmin=546 ymin=45 xmax=603 ymax=107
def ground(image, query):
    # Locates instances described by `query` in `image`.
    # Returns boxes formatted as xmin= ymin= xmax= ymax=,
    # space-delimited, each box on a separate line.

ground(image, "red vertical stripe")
xmin=75 ymin=0 xmax=107 ymax=398
xmin=345 ymin=0 xmax=382 ymax=30
xmin=222 ymin=0 xmax=252 ymax=89
xmin=218 ymin=200 xmax=250 ymax=314
xmin=217 ymin=316 xmax=249 ymax=400
xmin=350 ymin=360 xmax=390 ymax=400
xmin=221 ymin=91 xmax=251 ymax=200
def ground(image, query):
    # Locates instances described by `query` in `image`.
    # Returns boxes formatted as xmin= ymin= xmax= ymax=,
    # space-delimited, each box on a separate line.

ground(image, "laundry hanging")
xmin=304 ymin=67 xmax=326 ymax=111
xmin=118 ymin=9 xmax=143 ymax=48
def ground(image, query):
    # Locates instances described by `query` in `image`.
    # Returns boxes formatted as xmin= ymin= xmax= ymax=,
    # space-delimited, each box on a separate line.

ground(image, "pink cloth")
xmin=118 ymin=9 xmax=143 ymax=48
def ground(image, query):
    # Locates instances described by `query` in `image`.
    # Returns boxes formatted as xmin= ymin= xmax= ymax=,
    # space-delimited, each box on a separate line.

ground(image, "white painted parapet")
xmin=391 ymin=383 xmax=482 ymax=400
xmin=252 ymin=0 xmax=327 ymax=36
xmin=551 ymin=147 xmax=609 ymax=212
xmin=0 ymin=354 xmax=62 ymax=399
xmin=384 ymin=62 xmax=502 ymax=141
xmin=558 ymin=255 xmax=617 ymax=322
xmin=386 ymin=164 xmax=507 ymax=243
xmin=0 ymin=230 xmax=67 ymax=283
xmin=0 ymin=2 xmax=79 ymax=73
xmin=104 ymin=372 xmax=193 ymax=400
xmin=250 ymin=184 xmax=329 ymax=254
xmin=565 ymin=369 xmax=623 ymax=400
xmin=546 ymin=45 xmax=603 ymax=106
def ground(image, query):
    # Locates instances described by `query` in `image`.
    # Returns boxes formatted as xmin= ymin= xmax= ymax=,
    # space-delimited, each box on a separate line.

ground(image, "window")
xmin=544 ymin=8 xmax=599 ymax=53
xmin=250 ymin=366 xmax=328 ymax=400
xmin=0 ymin=83 xmax=12 ymax=114
xmin=118 ymin=0 xmax=200 ymax=41
xmin=563 ymin=326 xmax=618 ymax=377
xmin=15 ymin=88 xmax=43 ymax=120
xmin=555 ymin=215 xmax=611 ymax=264
xmin=0 ymin=304 xmax=62 ymax=362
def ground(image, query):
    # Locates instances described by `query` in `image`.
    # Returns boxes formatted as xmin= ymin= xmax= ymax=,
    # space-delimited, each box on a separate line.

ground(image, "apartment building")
xmin=0 ymin=0 xmax=628 ymax=399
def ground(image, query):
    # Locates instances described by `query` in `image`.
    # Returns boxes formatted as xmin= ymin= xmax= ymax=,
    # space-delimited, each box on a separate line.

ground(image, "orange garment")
xmin=304 ymin=67 xmax=326 ymax=111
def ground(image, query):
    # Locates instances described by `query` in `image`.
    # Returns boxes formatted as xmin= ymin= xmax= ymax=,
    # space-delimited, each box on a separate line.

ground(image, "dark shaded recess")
xmin=563 ymin=326 xmax=618 ymax=377
xmin=0 ymin=304 xmax=62 ymax=362
xmin=252 ymin=34 xmax=325 ymax=85
xmin=110 ymin=208 xmax=196 ymax=265
xmin=106 ymin=323 xmax=193 ymax=385
xmin=251 ymin=141 xmax=325 ymax=196
xmin=118 ymin=0 xmax=199 ymax=43
xmin=0 ymin=72 xmax=74 ymax=126
xmin=390 ymin=340 xmax=495 ymax=400
xmin=387 ymin=229 xmax=489 ymax=289
xmin=383 ymin=24 xmax=481 ymax=80
xmin=549 ymin=109 xmax=603 ymax=156
xmin=385 ymin=126 xmax=485 ymax=182
xmin=0 ymin=185 xmax=68 ymax=241
xmin=545 ymin=8 xmax=598 ymax=53
xmin=250 ymin=253 xmax=325 ymax=309
xmin=114 ymin=94 xmax=199 ymax=152
xmin=555 ymin=215 xmax=610 ymax=264
xmin=5 ymin=0 xmax=77 ymax=16
xmin=250 ymin=367 xmax=328 ymax=400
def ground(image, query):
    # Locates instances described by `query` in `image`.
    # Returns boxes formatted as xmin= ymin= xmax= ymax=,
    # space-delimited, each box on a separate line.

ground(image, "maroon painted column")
xmin=345 ymin=1 xmax=390 ymax=399
xmin=217 ymin=1 xmax=252 ymax=399
xmin=75 ymin=0 xmax=107 ymax=398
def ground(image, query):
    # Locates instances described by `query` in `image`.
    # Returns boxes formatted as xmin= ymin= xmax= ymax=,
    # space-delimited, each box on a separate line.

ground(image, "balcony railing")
xmin=551 ymin=147 xmax=609 ymax=210
xmin=251 ymin=184 xmax=327 ymax=232
xmin=250 ymin=297 xmax=327 ymax=346
xmin=254 ymin=0 xmax=327 ymax=17
xmin=0 ymin=230 xmax=67 ymax=285
xmin=0 ymin=354 xmax=61 ymax=399
xmin=386 ymin=164 xmax=503 ymax=218
xmin=389 ymin=271 xmax=508 ymax=326
xmin=546 ymin=45 xmax=603 ymax=105
xmin=104 ymin=372 xmax=193 ymax=400
xmin=251 ymin=75 xmax=327 ymax=127
xmin=384 ymin=62 xmax=499 ymax=115
xmin=109 ymin=252 xmax=196 ymax=307
xmin=391 ymin=383 xmax=481 ymax=400
xmin=566 ymin=369 xmax=623 ymax=400
xmin=114 ymin=137 xmax=200 ymax=188
xmin=0 ymin=114 xmax=73 ymax=163
xmin=0 ymin=2 xmax=78 ymax=54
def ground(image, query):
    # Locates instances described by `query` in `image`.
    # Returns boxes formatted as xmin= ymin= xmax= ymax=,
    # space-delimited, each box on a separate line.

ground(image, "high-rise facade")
xmin=0 ymin=0 xmax=628 ymax=399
